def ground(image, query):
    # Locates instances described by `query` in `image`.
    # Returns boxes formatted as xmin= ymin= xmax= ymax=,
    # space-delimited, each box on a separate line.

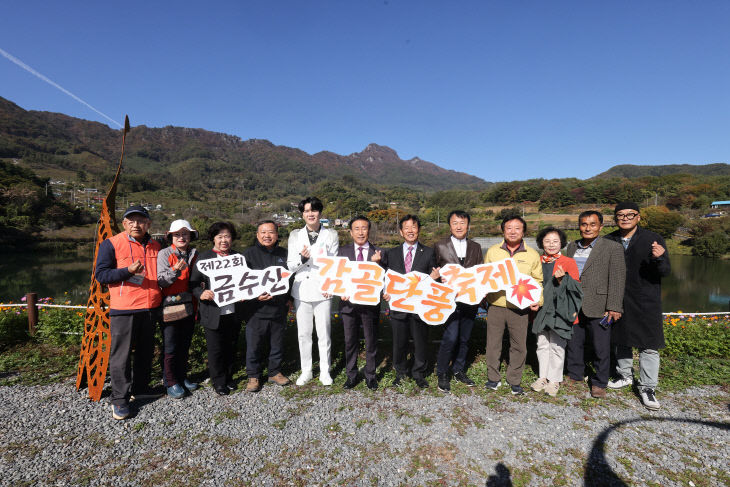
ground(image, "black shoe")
xmin=343 ymin=378 xmax=357 ymax=389
xmin=215 ymin=385 xmax=229 ymax=396
xmin=414 ymin=377 xmax=429 ymax=389
xmin=510 ymin=384 xmax=525 ymax=395
xmin=453 ymin=371 xmax=475 ymax=387
xmin=437 ymin=375 xmax=451 ymax=394
xmin=392 ymin=375 xmax=405 ymax=387
xmin=366 ymin=378 xmax=378 ymax=390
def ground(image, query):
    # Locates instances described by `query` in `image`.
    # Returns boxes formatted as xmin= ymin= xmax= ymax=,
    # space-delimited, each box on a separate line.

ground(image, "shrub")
xmin=640 ymin=206 xmax=684 ymax=238
xmin=692 ymin=230 xmax=730 ymax=258
xmin=0 ymin=308 xmax=30 ymax=348
xmin=36 ymin=308 xmax=85 ymax=346
xmin=663 ymin=315 xmax=730 ymax=358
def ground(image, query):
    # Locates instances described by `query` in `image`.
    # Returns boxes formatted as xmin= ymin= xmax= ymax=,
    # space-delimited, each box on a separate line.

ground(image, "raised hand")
xmin=128 ymin=259 xmax=144 ymax=274
xmin=651 ymin=241 xmax=666 ymax=258
xmin=300 ymin=244 xmax=311 ymax=260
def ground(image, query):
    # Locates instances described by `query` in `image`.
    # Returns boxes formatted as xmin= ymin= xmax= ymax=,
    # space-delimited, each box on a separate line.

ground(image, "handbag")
xmin=162 ymin=292 xmax=193 ymax=323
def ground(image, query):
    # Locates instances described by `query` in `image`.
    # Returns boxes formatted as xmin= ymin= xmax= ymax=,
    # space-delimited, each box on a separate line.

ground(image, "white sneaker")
xmin=607 ymin=376 xmax=633 ymax=389
xmin=531 ymin=377 xmax=548 ymax=392
xmin=295 ymin=371 xmax=313 ymax=386
xmin=319 ymin=373 xmax=333 ymax=386
xmin=640 ymin=388 xmax=660 ymax=410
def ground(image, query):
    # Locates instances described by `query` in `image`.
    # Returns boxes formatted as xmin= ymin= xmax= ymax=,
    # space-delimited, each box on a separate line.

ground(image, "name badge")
xmin=127 ymin=273 xmax=144 ymax=285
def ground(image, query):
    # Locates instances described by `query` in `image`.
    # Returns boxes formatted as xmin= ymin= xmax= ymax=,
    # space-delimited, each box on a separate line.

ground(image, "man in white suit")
xmin=287 ymin=196 xmax=339 ymax=385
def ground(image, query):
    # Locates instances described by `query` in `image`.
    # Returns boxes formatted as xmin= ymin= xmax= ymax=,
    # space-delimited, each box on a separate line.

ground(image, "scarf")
xmin=541 ymin=252 xmax=561 ymax=264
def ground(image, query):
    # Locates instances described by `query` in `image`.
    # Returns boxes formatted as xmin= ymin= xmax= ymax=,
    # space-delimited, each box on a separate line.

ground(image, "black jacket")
xmin=189 ymin=249 xmax=247 ymax=330
xmin=605 ymin=226 xmax=671 ymax=349
xmin=381 ymin=242 xmax=437 ymax=320
xmin=241 ymin=241 xmax=291 ymax=320
xmin=337 ymin=242 xmax=383 ymax=316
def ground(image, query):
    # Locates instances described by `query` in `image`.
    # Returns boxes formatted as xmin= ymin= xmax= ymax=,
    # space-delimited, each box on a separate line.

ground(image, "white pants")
xmin=536 ymin=329 xmax=567 ymax=383
xmin=294 ymin=298 xmax=332 ymax=375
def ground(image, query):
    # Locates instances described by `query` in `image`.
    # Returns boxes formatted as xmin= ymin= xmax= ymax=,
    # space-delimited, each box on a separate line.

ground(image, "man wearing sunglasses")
xmin=605 ymin=202 xmax=671 ymax=410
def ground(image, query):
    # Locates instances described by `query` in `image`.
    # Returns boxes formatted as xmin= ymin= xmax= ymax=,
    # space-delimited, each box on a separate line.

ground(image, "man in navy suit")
xmin=382 ymin=215 xmax=439 ymax=389
xmin=338 ymin=216 xmax=383 ymax=390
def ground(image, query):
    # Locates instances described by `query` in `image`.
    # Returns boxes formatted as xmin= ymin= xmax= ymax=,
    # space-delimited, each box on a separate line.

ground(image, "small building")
xmin=710 ymin=201 xmax=730 ymax=209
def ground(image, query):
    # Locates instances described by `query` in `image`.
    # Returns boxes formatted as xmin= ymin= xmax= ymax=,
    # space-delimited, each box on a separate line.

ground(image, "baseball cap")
xmin=122 ymin=205 xmax=150 ymax=219
xmin=167 ymin=219 xmax=199 ymax=239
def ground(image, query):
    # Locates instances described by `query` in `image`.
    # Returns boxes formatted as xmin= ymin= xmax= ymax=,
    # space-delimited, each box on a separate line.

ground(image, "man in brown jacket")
xmin=565 ymin=210 xmax=626 ymax=398
xmin=433 ymin=210 xmax=483 ymax=393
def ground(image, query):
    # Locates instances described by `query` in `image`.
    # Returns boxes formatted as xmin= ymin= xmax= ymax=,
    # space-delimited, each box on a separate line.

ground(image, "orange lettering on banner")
xmin=335 ymin=258 xmax=353 ymax=277
xmin=421 ymin=282 xmax=455 ymax=323
xmin=321 ymin=277 xmax=347 ymax=295
xmin=476 ymin=264 xmax=500 ymax=290
xmin=385 ymin=273 xmax=423 ymax=299
xmin=386 ymin=273 xmax=423 ymax=312
xmin=317 ymin=256 xmax=336 ymax=276
xmin=391 ymin=297 xmax=415 ymax=311
xmin=351 ymin=263 xmax=383 ymax=304
xmin=440 ymin=266 xmax=478 ymax=303
xmin=492 ymin=260 xmax=517 ymax=286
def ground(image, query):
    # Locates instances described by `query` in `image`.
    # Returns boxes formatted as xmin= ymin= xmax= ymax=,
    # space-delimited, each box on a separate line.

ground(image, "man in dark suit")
xmin=565 ymin=210 xmax=626 ymax=399
xmin=382 ymin=214 xmax=439 ymax=389
xmin=433 ymin=210 xmax=483 ymax=393
xmin=338 ymin=216 xmax=383 ymax=390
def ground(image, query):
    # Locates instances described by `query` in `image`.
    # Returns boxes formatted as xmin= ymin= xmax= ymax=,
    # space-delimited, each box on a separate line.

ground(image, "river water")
xmin=0 ymin=250 xmax=727 ymax=312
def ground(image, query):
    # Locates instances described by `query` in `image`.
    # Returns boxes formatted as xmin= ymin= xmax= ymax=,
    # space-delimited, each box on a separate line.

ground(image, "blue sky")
xmin=2 ymin=1 xmax=728 ymax=182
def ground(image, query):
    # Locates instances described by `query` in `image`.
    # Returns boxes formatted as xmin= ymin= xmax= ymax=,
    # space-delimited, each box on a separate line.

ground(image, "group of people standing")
xmin=95 ymin=197 xmax=669 ymax=421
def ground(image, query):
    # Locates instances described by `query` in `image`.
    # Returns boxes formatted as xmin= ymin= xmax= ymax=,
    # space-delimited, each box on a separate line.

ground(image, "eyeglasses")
xmin=615 ymin=213 xmax=639 ymax=221
xmin=171 ymin=233 xmax=190 ymax=239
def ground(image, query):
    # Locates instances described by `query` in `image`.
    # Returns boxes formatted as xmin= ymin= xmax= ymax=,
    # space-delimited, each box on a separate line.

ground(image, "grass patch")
xmin=213 ymin=409 xmax=240 ymax=424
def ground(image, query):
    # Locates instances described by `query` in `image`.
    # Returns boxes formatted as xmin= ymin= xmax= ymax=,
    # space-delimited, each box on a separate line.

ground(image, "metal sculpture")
xmin=76 ymin=116 xmax=129 ymax=401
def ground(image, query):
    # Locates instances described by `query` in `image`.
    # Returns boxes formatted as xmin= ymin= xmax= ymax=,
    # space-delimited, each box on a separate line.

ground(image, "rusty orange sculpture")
xmin=76 ymin=116 xmax=129 ymax=401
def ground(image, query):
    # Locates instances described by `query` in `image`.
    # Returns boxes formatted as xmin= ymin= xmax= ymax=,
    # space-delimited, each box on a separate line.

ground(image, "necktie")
xmin=405 ymin=246 xmax=413 ymax=273
xmin=357 ymin=247 xmax=364 ymax=261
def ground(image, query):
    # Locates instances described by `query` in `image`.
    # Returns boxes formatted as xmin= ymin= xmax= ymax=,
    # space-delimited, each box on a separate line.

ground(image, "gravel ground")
xmin=0 ymin=378 xmax=728 ymax=486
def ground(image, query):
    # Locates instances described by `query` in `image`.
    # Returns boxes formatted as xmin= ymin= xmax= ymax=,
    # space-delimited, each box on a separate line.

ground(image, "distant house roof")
xmin=711 ymin=201 xmax=730 ymax=205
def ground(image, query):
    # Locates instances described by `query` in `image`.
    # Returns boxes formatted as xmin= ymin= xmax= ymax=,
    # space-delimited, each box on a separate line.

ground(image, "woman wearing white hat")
xmin=157 ymin=219 xmax=199 ymax=398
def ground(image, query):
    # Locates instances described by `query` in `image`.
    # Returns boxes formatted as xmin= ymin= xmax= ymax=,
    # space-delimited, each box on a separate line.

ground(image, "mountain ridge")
xmin=0 ymin=96 xmax=488 ymax=194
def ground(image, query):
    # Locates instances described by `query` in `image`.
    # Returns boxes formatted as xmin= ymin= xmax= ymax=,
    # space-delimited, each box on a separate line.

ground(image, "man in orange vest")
xmin=96 ymin=206 xmax=163 ymax=420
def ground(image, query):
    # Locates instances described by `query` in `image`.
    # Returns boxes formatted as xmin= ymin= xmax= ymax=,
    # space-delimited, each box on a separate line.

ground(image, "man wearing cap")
xmin=157 ymin=219 xmax=199 ymax=399
xmin=96 ymin=206 xmax=163 ymax=420
xmin=605 ymin=202 xmax=670 ymax=410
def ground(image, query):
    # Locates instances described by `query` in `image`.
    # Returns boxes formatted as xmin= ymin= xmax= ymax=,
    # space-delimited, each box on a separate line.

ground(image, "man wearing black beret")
xmin=605 ymin=202 xmax=671 ymax=410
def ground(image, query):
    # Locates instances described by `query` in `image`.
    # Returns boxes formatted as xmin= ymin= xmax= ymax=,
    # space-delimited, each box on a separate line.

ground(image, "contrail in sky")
xmin=0 ymin=47 xmax=122 ymax=128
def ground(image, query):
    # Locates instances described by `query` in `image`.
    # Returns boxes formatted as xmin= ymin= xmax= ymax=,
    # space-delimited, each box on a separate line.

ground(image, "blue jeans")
xmin=615 ymin=345 xmax=660 ymax=390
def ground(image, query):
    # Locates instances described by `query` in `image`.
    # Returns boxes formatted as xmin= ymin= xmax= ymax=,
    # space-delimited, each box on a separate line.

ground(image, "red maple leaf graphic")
xmin=509 ymin=278 xmax=539 ymax=305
